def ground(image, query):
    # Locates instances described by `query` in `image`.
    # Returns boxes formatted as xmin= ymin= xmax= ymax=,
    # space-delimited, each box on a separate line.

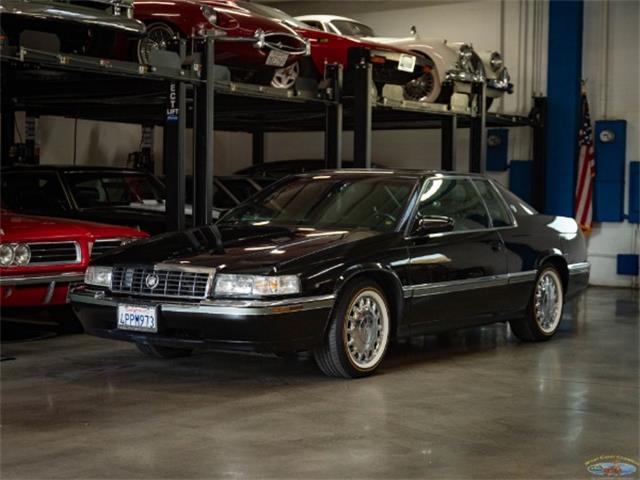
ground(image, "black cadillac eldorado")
xmin=70 ymin=171 xmax=590 ymax=378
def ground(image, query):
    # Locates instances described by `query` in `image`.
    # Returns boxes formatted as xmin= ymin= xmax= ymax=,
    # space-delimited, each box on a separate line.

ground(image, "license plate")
xmin=266 ymin=50 xmax=289 ymax=67
xmin=398 ymin=54 xmax=417 ymax=73
xmin=117 ymin=304 xmax=158 ymax=333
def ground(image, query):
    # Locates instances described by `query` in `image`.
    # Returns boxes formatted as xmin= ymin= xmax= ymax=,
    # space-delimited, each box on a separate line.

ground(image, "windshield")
xmin=64 ymin=171 xmax=165 ymax=208
xmin=332 ymin=20 xmax=375 ymax=37
xmin=238 ymin=1 xmax=310 ymax=29
xmin=220 ymin=175 xmax=416 ymax=232
xmin=1 ymin=171 xmax=71 ymax=214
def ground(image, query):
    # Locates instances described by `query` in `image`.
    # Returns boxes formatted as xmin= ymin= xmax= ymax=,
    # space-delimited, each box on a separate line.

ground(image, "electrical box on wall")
xmin=594 ymin=120 xmax=626 ymax=222
xmin=629 ymin=161 xmax=639 ymax=224
xmin=486 ymin=129 xmax=509 ymax=172
xmin=617 ymin=254 xmax=639 ymax=276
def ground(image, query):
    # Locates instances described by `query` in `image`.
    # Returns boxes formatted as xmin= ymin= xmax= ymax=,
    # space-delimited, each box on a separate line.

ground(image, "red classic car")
xmin=134 ymin=0 xmax=425 ymax=90
xmin=134 ymin=0 xmax=309 ymax=70
xmin=0 ymin=209 xmax=147 ymax=309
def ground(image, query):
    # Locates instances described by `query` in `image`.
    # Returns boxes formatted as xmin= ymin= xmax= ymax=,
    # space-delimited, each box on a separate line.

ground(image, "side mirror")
xmin=414 ymin=215 xmax=455 ymax=236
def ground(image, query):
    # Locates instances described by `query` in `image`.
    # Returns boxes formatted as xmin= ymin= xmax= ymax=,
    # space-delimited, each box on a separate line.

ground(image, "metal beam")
xmin=324 ymin=63 xmax=343 ymax=169
xmin=469 ymin=82 xmax=487 ymax=173
xmin=164 ymin=79 xmax=187 ymax=232
xmin=193 ymin=35 xmax=215 ymax=228
xmin=441 ymin=115 xmax=457 ymax=171
xmin=353 ymin=62 xmax=373 ymax=168
xmin=252 ymin=130 xmax=264 ymax=166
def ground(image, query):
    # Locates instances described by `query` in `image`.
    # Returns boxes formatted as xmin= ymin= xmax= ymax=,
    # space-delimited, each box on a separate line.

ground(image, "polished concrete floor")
xmin=1 ymin=287 xmax=638 ymax=479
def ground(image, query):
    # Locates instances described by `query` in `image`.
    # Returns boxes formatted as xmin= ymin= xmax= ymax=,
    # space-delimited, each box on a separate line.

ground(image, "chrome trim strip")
xmin=69 ymin=290 xmax=335 ymax=316
xmin=568 ymin=262 xmax=591 ymax=275
xmin=0 ymin=271 xmax=85 ymax=286
xmin=403 ymin=271 xmax=537 ymax=298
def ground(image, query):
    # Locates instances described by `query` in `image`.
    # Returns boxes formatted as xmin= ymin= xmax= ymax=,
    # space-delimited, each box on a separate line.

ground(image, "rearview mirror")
xmin=414 ymin=215 xmax=455 ymax=236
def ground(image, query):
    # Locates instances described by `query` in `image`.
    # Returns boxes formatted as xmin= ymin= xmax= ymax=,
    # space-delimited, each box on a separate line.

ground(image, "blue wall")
xmin=545 ymin=0 xmax=584 ymax=216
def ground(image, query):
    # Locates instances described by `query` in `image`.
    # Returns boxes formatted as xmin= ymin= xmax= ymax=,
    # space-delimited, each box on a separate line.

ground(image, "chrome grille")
xmin=91 ymin=239 xmax=125 ymax=260
xmin=111 ymin=265 xmax=213 ymax=300
xmin=27 ymin=241 xmax=81 ymax=265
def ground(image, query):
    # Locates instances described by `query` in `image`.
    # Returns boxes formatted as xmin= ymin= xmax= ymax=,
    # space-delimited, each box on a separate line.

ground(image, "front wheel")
xmin=270 ymin=62 xmax=300 ymax=89
xmin=314 ymin=279 xmax=391 ymax=378
xmin=137 ymin=22 xmax=178 ymax=65
xmin=509 ymin=265 xmax=565 ymax=342
xmin=136 ymin=343 xmax=193 ymax=359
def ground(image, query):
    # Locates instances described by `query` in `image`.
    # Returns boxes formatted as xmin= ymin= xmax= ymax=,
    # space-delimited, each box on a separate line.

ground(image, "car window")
xmin=64 ymin=172 xmax=165 ymax=208
xmin=331 ymin=20 xmax=375 ymax=37
xmin=472 ymin=179 xmax=514 ymax=227
xmin=221 ymin=179 xmax=259 ymax=202
xmin=212 ymin=183 xmax=238 ymax=210
xmin=221 ymin=175 xmax=416 ymax=232
xmin=416 ymin=177 xmax=490 ymax=231
xmin=301 ymin=20 xmax=324 ymax=30
xmin=1 ymin=171 xmax=71 ymax=213
xmin=494 ymin=182 xmax=538 ymax=216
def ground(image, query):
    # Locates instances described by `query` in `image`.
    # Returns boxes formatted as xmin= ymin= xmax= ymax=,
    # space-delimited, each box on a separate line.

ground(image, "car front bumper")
xmin=0 ymin=272 xmax=85 ymax=307
xmin=70 ymin=288 xmax=334 ymax=353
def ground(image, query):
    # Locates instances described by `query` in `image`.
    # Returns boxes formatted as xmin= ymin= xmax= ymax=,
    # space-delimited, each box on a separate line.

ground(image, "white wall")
xmin=582 ymin=0 xmax=639 ymax=287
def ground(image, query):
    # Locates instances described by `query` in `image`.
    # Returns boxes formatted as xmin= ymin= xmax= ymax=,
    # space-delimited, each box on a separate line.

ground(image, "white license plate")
xmin=397 ymin=54 xmax=417 ymax=73
xmin=266 ymin=50 xmax=289 ymax=67
xmin=117 ymin=304 xmax=158 ymax=333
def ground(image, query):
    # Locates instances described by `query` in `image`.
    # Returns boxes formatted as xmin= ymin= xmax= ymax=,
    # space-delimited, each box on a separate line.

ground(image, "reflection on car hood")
xmin=93 ymin=224 xmax=382 ymax=274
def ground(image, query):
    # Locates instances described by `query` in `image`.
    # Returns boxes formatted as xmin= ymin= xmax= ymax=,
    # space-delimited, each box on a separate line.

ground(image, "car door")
xmin=404 ymin=176 xmax=509 ymax=332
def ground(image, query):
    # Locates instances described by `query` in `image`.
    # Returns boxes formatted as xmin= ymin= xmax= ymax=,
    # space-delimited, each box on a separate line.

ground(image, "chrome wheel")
xmin=137 ymin=23 xmax=176 ymax=65
xmin=404 ymin=72 xmax=436 ymax=102
xmin=271 ymin=62 xmax=299 ymax=89
xmin=534 ymin=269 xmax=563 ymax=334
xmin=344 ymin=289 xmax=389 ymax=370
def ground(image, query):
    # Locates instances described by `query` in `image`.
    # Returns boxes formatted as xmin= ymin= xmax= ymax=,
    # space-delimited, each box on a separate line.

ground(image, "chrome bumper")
xmin=69 ymin=289 xmax=335 ymax=316
xmin=0 ymin=271 xmax=85 ymax=286
xmin=568 ymin=262 xmax=591 ymax=275
xmin=444 ymin=69 xmax=485 ymax=84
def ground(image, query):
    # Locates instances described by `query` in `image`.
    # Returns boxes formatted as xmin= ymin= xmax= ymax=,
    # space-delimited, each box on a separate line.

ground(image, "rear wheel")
xmin=403 ymin=55 xmax=442 ymax=103
xmin=509 ymin=265 xmax=564 ymax=342
xmin=314 ymin=279 xmax=391 ymax=378
xmin=136 ymin=343 xmax=193 ymax=359
xmin=137 ymin=22 xmax=178 ymax=65
xmin=271 ymin=62 xmax=300 ymax=89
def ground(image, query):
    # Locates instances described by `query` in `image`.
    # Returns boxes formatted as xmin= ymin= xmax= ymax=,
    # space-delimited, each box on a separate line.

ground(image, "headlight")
xmin=457 ymin=44 xmax=474 ymax=69
xmin=85 ymin=266 xmax=113 ymax=288
xmin=214 ymin=274 xmax=300 ymax=297
xmin=201 ymin=5 xmax=217 ymax=26
xmin=490 ymin=51 xmax=503 ymax=72
xmin=0 ymin=244 xmax=15 ymax=267
xmin=13 ymin=243 xmax=31 ymax=265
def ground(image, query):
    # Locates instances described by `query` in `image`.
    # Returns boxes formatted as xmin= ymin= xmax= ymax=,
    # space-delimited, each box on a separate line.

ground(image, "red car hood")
xmin=0 ymin=210 xmax=146 ymax=243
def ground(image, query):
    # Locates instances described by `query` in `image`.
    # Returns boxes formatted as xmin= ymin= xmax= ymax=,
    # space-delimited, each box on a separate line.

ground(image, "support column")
xmin=252 ymin=131 xmax=264 ymax=166
xmin=441 ymin=115 xmax=457 ymax=171
xmin=324 ymin=63 xmax=343 ymax=169
xmin=469 ymin=82 xmax=487 ymax=173
xmin=164 ymin=80 xmax=187 ymax=232
xmin=545 ymin=0 xmax=583 ymax=215
xmin=353 ymin=62 xmax=373 ymax=168
xmin=531 ymin=96 xmax=547 ymax=211
xmin=193 ymin=35 xmax=215 ymax=228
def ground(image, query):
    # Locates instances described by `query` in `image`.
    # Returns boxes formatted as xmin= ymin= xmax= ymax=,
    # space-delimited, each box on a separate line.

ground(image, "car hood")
xmin=94 ymin=224 xmax=381 ymax=274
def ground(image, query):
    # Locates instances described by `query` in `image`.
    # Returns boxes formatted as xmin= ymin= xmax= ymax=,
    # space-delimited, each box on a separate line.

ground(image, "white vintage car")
xmin=297 ymin=14 xmax=512 ymax=108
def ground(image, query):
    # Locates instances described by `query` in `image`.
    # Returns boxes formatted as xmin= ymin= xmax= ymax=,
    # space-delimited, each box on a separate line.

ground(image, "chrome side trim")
xmin=403 ymin=271 xmax=537 ymax=298
xmin=568 ymin=262 xmax=591 ymax=275
xmin=69 ymin=290 xmax=335 ymax=316
xmin=0 ymin=271 xmax=85 ymax=286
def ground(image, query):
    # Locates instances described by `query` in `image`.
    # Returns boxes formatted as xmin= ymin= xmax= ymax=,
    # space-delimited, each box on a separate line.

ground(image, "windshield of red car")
xmin=220 ymin=175 xmax=416 ymax=232
xmin=64 ymin=172 xmax=166 ymax=208
xmin=332 ymin=20 xmax=375 ymax=37
xmin=1 ymin=171 xmax=71 ymax=214
xmin=237 ymin=2 xmax=310 ymax=29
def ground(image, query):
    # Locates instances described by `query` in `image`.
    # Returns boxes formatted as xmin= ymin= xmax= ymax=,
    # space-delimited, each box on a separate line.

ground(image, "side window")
xmin=416 ymin=178 xmax=489 ymax=231
xmin=1 ymin=172 xmax=70 ymax=213
xmin=302 ymin=20 xmax=324 ymax=30
xmin=472 ymin=179 xmax=514 ymax=227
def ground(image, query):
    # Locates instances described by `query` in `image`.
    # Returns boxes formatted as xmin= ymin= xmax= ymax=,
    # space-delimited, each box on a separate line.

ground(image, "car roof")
xmin=291 ymin=169 xmax=487 ymax=180
xmin=297 ymin=14 xmax=359 ymax=23
xmin=2 ymin=165 xmax=152 ymax=174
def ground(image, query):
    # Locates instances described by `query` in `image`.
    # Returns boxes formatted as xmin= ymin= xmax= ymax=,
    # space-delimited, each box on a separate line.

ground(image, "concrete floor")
xmin=1 ymin=286 xmax=638 ymax=479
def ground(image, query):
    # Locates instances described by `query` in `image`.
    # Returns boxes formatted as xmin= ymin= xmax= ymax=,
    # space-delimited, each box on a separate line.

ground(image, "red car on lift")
xmin=0 ymin=209 xmax=147 ymax=316
xmin=133 ymin=0 xmax=425 ymax=90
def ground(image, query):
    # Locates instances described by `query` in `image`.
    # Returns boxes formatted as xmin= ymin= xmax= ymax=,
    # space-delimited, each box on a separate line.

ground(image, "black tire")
xmin=136 ymin=343 xmax=193 ymax=359
xmin=137 ymin=22 xmax=178 ymax=65
xmin=314 ymin=279 xmax=391 ymax=378
xmin=509 ymin=264 xmax=565 ymax=342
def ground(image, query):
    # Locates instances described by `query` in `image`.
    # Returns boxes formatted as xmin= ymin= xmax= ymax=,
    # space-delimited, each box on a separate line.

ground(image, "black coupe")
xmin=71 ymin=171 xmax=590 ymax=378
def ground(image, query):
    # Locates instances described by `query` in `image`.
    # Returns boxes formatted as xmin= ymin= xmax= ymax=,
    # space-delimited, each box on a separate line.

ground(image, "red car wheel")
xmin=137 ymin=22 xmax=178 ymax=64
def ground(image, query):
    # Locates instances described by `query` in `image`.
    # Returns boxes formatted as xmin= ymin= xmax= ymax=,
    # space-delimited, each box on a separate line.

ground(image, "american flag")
xmin=575 ymin=92 xmax=596 ymax=234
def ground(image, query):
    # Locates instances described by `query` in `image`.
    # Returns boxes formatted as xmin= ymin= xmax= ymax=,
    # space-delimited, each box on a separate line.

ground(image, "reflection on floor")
xmin=1 ymin=287 xmax=638 ymax=479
